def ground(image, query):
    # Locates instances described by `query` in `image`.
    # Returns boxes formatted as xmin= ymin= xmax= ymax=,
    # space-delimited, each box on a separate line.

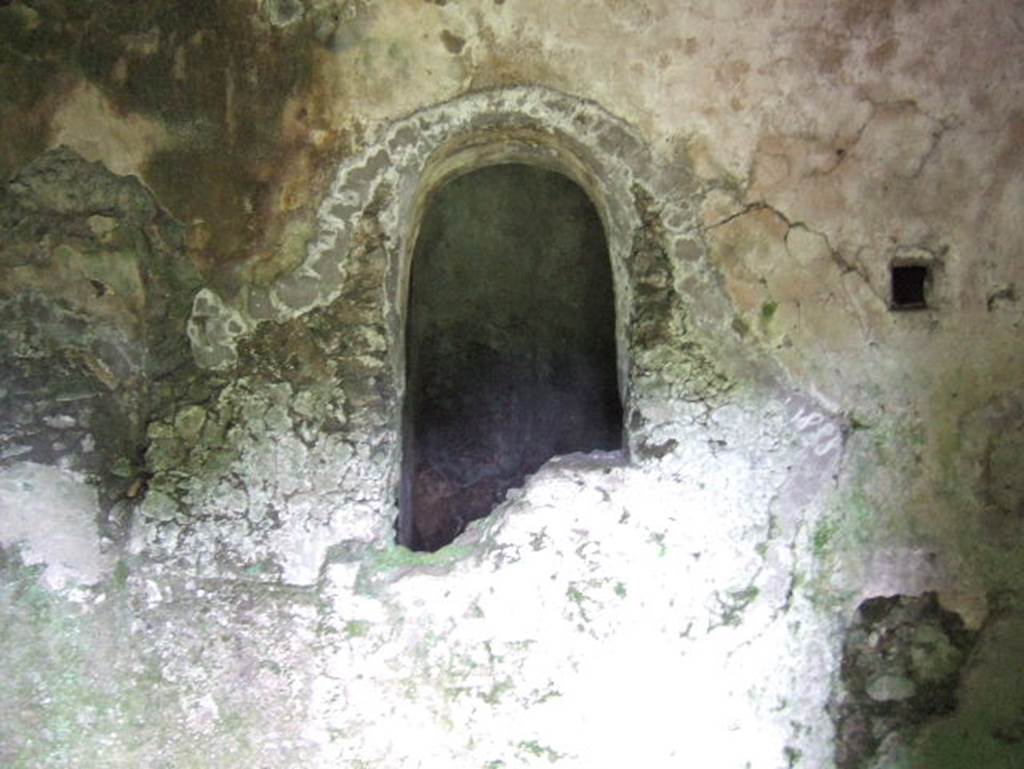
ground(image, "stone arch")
xmin=399 ymin=162 xmax=624 ymax=551
xmin=185 ymin=86 xmax=747 ymax=547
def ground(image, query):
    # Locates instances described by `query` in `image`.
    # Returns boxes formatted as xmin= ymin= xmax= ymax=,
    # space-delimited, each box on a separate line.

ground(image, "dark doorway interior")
xmin=890 ymin=264 xmax=929 ymax=310
xmin=400 ymin=164 xmax=623 ymax=551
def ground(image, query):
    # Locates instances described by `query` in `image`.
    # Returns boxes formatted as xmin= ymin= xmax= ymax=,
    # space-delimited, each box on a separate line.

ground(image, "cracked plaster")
xmin=1 ymin=1 xmax=1024 ymax=767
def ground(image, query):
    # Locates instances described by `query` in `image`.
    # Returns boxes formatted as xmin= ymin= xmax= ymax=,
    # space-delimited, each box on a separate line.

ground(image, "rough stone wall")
xmin=1 ymin=1 xmax=1023 ymax=768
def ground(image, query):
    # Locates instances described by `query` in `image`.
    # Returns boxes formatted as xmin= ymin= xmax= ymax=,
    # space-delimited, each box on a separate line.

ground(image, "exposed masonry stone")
xmin=187 ymin=86 xmax=723 ymax=380
xmin=0 ymin=0 xmax=1022 ymax=766
xmin=152 ymin=86 xmax=849 ymax=587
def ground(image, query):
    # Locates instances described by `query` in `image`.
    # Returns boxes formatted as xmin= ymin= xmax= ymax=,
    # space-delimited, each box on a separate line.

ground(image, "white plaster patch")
xmin=307 ymin=432 xmax=842 ymax=768
xmin=0 ymin=461 xmax=113 ymax=589
xmin=187 ymin=288 xmax=255 ymax=370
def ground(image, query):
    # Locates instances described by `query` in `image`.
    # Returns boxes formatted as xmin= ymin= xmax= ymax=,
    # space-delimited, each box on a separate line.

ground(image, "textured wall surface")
xmin=1 ymin=1 xmax=1022 ymax=767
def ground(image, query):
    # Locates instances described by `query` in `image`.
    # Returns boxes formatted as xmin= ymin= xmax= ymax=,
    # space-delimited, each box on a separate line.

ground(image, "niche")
xmin=890 ymin=263 xmax=930 ymax=310
xmin=400 ymin=164 xmax=623 ymax=551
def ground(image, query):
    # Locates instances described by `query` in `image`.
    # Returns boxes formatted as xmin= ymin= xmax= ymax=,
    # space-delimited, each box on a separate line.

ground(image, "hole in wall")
xmin=832 ymin=593 xmax=976 ymax=769
xmin=399 ymin=163 xmax=623 ymax=552
xmin=890 ymin=264 xmax=930 ymax=310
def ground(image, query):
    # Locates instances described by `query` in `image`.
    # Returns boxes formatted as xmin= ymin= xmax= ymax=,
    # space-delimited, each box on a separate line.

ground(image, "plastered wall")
xmin=1 ymin=2 xmax=1022 ymax=767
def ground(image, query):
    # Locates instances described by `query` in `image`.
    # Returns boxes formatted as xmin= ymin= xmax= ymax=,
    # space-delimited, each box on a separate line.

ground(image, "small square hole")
xmin=891 ymin=264 xmax=929 ymax=310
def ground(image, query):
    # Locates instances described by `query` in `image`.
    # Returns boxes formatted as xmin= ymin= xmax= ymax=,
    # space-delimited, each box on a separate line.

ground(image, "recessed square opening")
xmin=890 ymin=264 xmax=929 ymax=310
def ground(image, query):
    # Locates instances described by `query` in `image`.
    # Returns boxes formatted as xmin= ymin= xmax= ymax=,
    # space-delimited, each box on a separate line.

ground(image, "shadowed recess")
xmin=400 ymin=163 xmax=623 ymax=551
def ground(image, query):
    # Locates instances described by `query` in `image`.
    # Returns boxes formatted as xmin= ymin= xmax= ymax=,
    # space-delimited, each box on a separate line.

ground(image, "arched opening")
xmin=399 ymin=163 xmax=623 ymax=551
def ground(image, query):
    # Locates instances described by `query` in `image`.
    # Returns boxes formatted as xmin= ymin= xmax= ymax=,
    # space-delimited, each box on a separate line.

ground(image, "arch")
xmin=399 ymin=162 xmax=623 ymax=551
xmin=394 ymin=125 xmax=636 ymax=415
xmin=185 ymin=87 xmax=732 ymax=549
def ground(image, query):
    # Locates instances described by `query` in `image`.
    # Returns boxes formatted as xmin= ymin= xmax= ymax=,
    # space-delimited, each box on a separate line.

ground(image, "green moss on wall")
xmin=364 ymin=543 xmax=476 ymax=574
xmin=0 ymin=558 xmax=142 ymax=768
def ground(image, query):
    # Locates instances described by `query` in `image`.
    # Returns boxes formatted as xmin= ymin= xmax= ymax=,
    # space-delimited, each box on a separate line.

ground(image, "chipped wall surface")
xmin=1 ymin=1 xmax=1023 ymax=767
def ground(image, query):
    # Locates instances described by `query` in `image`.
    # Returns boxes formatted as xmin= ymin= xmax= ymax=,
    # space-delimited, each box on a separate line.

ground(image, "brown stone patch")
xmin=867 ymin=38 xmax=899 ymax=69
xmin=841 ymin=0 xmax=897 ymax=30
xmin=716 ymin=59 xmax=751 ymax=86
xmin=0 ymin=71 xmax=75 ymax=179
xmin=440 ymin=29 xmax=466 ymax=54
xmin=466 ymin=24 xmax=568 ymax=92
xmin=0 ymin=0 xmax=364 ymax=288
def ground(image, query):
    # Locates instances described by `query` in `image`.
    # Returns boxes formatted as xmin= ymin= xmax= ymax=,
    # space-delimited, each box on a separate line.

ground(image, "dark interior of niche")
xmin=890 ymin=263 xmax=930 ymax=310
xmin=399 ymin=163 xmax=623 ymax=552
